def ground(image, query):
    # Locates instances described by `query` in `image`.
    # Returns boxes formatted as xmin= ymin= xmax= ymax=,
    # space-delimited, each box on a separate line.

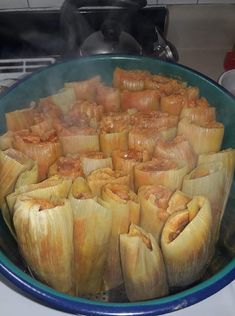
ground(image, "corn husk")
xmin=42 ymin=87 xmax=76 ymax=115
xmin=100 ymin=130 xmax=129 ymax=157
xmin=0 ymin=149 xmax=39 ymax=235
xmin=96 ymin=83 xmax=121 ymax=112
xmin=161 ymin=195 xmax=213 ymax=287
xmin=144 ymin=74 xmax=185 ymax=95
xmin=98 ymin=183 xmax=140 ymax=290
xmin=13 ymin=196 xmax=75 ymax=295
xmin=120 ymin=224 xmax=168 ymax=301
xmin=134 ymin=158 xmax=188 ymax=192
xmin=86 ymin=167 xmax=130 ymax=197
xmin=112 ymin=149 xmax=151 ymax=190
xmin=59 ymin=133 xmax=100 ymax=155
xmin=69 ymin=188 xmax=112 ymax=294
xmin=64 ymin=75 xmax=101 ymax=101
xmin=128 ymin=127 xmax=162 ymax=155
xmin=197 ymin=149 xmax=235 ymax=240
xmin=113 ymin=67 xmax=150 ymax=91
xmin=7 ymin=176 xmax=72 ymax=218
xmin=47 ymin=155 xmax=84 ymax=179
xmin=177 ymin=117 xmax=224 ymax=154
xmin=138 ymin=185 xmax=174 ymax=244
xmin=182 ymin=161 xmax=226 ymax=243
xmin=0 ymin=131 xmax=14 ymax=150
xmin=6 ymin=105 xmax=36 ymax=131
xmin=13 ymin=130 xmax=62 ymax=180
xmin=180 ymin=106 xmax=216 ymax=123
xmin=121 ymin=89 xmax=160 ymax=112
xmin=153 ymin=135 xmax=197 ymax=173
xmin=160 ymin=93 xmax=187 ymax=116
xmin=80 ymin=151 xmax=113 ymax=177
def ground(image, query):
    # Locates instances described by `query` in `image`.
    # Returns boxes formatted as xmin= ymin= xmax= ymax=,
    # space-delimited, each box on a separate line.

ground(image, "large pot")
xmin=0 ymin=55 xmax=234 ymax=315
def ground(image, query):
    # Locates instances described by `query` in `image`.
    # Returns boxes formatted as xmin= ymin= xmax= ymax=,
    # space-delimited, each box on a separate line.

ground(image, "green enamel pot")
xmin=0 ymin=55 xmax=234 ymax=315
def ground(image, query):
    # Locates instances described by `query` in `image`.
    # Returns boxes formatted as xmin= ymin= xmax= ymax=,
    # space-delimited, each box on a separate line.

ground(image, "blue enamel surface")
xmin=0 ymin=55 xmax=234 ymax=315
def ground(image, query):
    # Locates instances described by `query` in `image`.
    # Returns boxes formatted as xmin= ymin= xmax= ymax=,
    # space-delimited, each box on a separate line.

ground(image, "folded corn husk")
xmin=180 ymin=106 xmax=216 ymax=123
xmin=0 ymin=149 xmax=39 ymax=233
xmin=6 ymin=105 xmax=36 ymax=131
xmin=182 ymin=161 xmax=226 ymax=244
xmin=86 ymin=167 xmax=130 ymax=196
xmin=13 ymin=130 xmax=62 ymax=180
xmin=177 ymin=117 xmax=224 ymax=154
xmin=134 ymin=158 xmax=188 ymax=192
xmin=41 ymin=87 xmax=76 ymax=115
xmin=69 ymin=180 xmax=112 ymax=294
xmin=80 ymin=151 xmax=113 ymax=177
xmin=197 ymin=149 xmax=235 ymax=241
xmin=96 ymin=83 xmax=121 ymax=112
xmin=47 ymin=155 xmax=84 ymax=179
xmin=0 ymin=131 xmax=14 ymax=150
xmin=161 ymin=195 xmax=213 ymax=287
xmin=64 ymin=75 xmax=101 ymax=101
xmin=13 ymin=196 xmax=75 ymax=295
xmin=120 ymin=224 xmax=168 ymax=301
xmin=59 ymin=132 xmax=100 ymax=155
xmin=98 ymin=183 xmax=140 ymax=290
xmin=138 ymin=185 xmax=174 ymax=244
xmin=121 ymin=89 xmax=161 ymax=112
xmin=153 ymin=136 xmax=197 ymax=173
xmin=112 ymin=149 xmax=150 ymax=190
xmin=100 ymin=129 xmax=129 ymax=157
xmin=7 ymin=176 xmax=72 ymax=218
xmin=113 ymin=67 xmax=150 ymax=91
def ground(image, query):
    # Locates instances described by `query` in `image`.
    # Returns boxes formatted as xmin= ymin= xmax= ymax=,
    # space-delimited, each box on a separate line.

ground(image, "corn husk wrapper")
xmin=96 ymin=83 xmax=121 ymax=112
xmin=59 ymin=133 xmax=100 ymax=155
xmin=42 ymin=87 xmax=76 ymax=115
xmin=64 ymin=75 xmax=101 ymax=101
xmin=80 ymin=151 xmax=113 ymax=177
xmin=121 ymin=89 xmax=160 ymax=112
xmin=86 ymin=167 xmax=130 ymax=197
xmin=144 ymin=74 xmax=185 ymax=95
xmin=180 ymin=106 xmax=216 ymax=123
xmin=182 ymin=161 xmax=226 ymax=243
xmin=113 ymin=67 xmax=150 ymax=91
xmin=154 ymin=135 xmax=197 ymax=173
xmin=197 ymin=149 xmax=235 ymax=240
xmin=161 ymin=195 xmax=213 ymax=287
xmin=112 ymin=149 xmax=151 ymax=190
xmin=7 ymin=176 xmax=72 ymax=218
xmin=0 ymin=149 xmax=39 ymax=235
xmin=120 ymin=224 xmax=168 ymax=302
xmin=160 ymin=93 xmax=187 ymax=116
xmin=13 ymin=196 xmax=75 ymax=295
xmin=130 ymin=111 xmax=179 ymax=129
xmin=128 ymin=128 xmax=162 ymax=156
xmin=0 ymin=131 xmax=14 ymax=150
xmin=6 ymin=106 xmax=36 ymax=131
xmin=48 ymin=155 xmax=84 ymax=179
xmin=69 ymin=186 xmax=112 ymax=294
xmin=177 ymin=118 xmax=224 ymax=154
xmin=98 ymin=183 xmax=140 ymax=290
xmin=100 ymin=130 xmax=129 ymax=157
xmin=138 ymin=185 xmax=174 ymax=244
xmin=13 ymin=131 xmax=62 ymax=180
xmin=134 ymin=158 xmax=188 ymax=192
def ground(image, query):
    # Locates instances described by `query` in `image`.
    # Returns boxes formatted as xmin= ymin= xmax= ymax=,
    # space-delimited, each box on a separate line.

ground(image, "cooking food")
xmin=0 ymin=66 xmax=234 ymax=303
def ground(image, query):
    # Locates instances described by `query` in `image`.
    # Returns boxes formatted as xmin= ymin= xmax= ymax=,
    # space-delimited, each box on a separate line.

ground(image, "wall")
xmin=166 ymin=4 xmax=235 ymax=80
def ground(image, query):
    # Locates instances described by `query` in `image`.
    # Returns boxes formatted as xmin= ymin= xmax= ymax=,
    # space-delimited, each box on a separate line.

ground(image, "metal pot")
xmin=60 ymin=0 xmax=146 ymax=56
